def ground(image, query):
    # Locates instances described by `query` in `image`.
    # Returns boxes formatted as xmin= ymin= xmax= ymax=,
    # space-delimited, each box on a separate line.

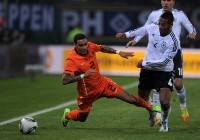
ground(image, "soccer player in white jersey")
xmin=116 ymin=11 xmax=178 ymax=132
xmin=117 ymin=0 xmax=196 ymax=123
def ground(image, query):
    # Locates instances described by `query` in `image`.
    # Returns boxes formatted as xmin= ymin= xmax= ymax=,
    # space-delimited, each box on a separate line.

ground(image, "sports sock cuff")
xmin=67 ymin=110 xmax=79 ymax=121
xmin=176 ymin=86 xmax=185 ymax=94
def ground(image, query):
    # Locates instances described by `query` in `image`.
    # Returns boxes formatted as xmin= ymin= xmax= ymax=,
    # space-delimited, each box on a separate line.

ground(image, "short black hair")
xmin=73 ymin=33 xmax=86 ymax=44
xmin=160 ymin=11 xmax=174 ymax=25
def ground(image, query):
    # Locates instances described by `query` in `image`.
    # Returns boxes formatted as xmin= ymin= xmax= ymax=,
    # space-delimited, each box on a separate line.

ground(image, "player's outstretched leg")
xmin=116 ymin=90 xmax=161 ymax=126
xmin=132 ymin=95 xmax=153 ymax=111
xmin=117 ymin=91 xmax=152 ymax=111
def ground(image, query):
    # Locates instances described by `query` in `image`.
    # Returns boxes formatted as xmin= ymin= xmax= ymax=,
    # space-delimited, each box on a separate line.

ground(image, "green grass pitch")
xmin=0 ymin=75 xmax=200 ymax=140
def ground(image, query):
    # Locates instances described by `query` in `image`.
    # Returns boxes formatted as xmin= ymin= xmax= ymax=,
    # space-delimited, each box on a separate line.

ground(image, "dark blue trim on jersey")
xmin=170 ymin=32 xmax=178 ymax=52
xmin=146 ymin=58 xmax=170 ymax=68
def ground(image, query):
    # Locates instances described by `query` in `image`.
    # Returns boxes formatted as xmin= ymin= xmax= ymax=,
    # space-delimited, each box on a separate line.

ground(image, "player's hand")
xmin=187 ymin=33 xmax=196 ymax=40
xmin=119 ymin=51 xmax=134 ymax=59
xmin=137 ymin=60 xmax=143 ymax=68
xmin=115 ymin=33 xmax=126 ymax=39
xmin=84 ymin=69 xmax=96 ymax=77
xmin=126 ymin=40 xmax=137 ymax=48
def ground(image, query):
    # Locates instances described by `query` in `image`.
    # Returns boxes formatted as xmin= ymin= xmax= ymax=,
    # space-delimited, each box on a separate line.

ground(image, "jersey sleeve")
xmin=145 ymin=11 xmax=154 ymax=25
xmin=63 ymin=58 xmax=78 ymax=75
xmin=125 ymin=25 xmax=148 ymax=39
xmin=180 ymin=11 xmax=196 ymax=34
xmin=88 ymin=42 xmax=103 ymax=53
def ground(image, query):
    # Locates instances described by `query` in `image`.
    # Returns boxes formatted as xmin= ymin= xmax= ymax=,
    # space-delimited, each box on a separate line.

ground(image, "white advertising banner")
xmin=39 ymin=46 xmax=64 ymax=74
xmin=39 ymin=46 xmax=200 ymax=78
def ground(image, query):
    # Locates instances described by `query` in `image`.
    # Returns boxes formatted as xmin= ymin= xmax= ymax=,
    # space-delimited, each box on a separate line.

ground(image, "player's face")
xmin=75 ymin=38 xmax=88 ymax=55
xmin=161 ymin=0 xmax=175 ymax=11
xmin=158 ymin=17 xmax=172 ymax=36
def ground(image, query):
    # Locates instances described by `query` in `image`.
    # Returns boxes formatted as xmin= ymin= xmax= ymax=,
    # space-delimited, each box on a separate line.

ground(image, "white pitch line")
xmin=0 ymin=81 xmax=138 ymax=126
xmin=0 ymin=100 xmax=76 ymax=126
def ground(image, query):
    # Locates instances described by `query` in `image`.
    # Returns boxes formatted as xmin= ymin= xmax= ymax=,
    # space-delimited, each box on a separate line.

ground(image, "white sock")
xmin=176 ymin=86 xmax=187 ymax=108
xmin=152 ymin=90 xmax=160 ymax=106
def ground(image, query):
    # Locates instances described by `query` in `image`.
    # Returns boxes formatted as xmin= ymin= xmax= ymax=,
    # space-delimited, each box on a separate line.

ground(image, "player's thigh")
xmin=138 ymin=88 xmax=151 ymax=101
xmin=138 ymin=69 xmax=156 ymax=90
xmin=101 ymin=79 xmax=123 ymax=98
xmin=156 ymin=71 xmax=174 ymax=92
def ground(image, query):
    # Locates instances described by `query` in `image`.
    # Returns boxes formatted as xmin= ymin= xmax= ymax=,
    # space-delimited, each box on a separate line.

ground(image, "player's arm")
xmin=116 ymin=26 xmax=147 ymax=44
xmin=115 ymin=26 xmax=147 ymax=39
xmin=116 ymin=12 xmax=152 ymax=47
xmin=62 ymin=69 xmax=96 ymax=85
xmin=62 ymin=73 xmax=83 ymax=85
xmin=62 ymin=59 xmax=95 ymax=85
xmin=130 ymin=12 xmax=153 ymax=46
xmin=63 ymin=59 xmax=79 ymax=85
xmin=180 ymin=11 xmax=197 ymax=40
xmin=100 ymin=46 xmax=134 ymax=59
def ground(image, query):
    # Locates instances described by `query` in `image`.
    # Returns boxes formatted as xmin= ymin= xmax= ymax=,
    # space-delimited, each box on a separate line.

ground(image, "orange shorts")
xmin=77 ymin=78 xmax=123 ymax=113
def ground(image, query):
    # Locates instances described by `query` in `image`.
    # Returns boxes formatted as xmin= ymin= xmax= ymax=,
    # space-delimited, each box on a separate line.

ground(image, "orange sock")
xmin=66 ymin=110 xmax=79 ymax=121
xmin=133 ymin=96 xmax=152 ymax=111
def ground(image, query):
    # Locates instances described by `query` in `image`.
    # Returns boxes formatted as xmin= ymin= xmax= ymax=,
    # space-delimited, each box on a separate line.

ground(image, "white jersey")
xmin=134 ymin=9 xmax=196 ymax=49
xmin=125 ymin=24 xmax=179 ymax=72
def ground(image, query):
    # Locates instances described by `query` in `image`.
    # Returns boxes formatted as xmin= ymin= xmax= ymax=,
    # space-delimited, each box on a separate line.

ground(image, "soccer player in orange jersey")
xmin=61 ymin=33 xmax=154 ymax=126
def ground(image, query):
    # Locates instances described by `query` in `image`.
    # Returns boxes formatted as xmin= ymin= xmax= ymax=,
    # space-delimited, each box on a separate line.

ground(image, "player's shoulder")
xmin=87 ymin=41 xmax=101 ymax=52
xmin=66 ymin=49 xmax=77 ymax=61
xmin=173 ymin=9 xmax=187 ymax=17
xmin=87 ymin=41 xmax=97 ymax=47
xmin=173 ymin=9 xmax=184 ymax=13
xmin=88 ymin=41 xmax=101 ymax=47
xmin=145 ymin=23 xmax=158 ymax=30
xmin=149 ymin=9 xmax=162 ymax=16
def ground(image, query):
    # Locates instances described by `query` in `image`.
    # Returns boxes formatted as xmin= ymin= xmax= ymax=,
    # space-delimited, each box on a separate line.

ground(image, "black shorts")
xmin=138 ymin=69 xmax=174 ymax=91
xmin=173 ymin=49 xmax=183 ymax=78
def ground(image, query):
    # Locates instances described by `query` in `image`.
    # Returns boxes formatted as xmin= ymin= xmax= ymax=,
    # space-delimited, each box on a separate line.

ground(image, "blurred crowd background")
xmin=0 ymin=0 xmax=199 ymax=78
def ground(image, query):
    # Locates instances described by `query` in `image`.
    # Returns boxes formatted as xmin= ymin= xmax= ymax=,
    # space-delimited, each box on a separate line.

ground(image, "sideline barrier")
xmin=39 ymin=46 xmax=200 ymax=78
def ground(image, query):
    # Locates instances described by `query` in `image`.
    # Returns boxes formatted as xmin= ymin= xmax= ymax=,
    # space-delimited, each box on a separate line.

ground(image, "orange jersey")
xmin=64 ymin=42 xmax=108 ymax=96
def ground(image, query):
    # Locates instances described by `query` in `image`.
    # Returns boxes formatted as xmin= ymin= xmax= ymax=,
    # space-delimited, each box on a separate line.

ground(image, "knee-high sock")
xmin=66 ymin=110 xmax=79 ymax=121
xmin=151 ymin=90 xmax=161 ymax=112
xmin=152 ymin=90 xmax=160 ymax=105
xmin=133 ymin=96 xmax=152 ymax=111
xmin=176 ymin=86 xmax=186 ymax=108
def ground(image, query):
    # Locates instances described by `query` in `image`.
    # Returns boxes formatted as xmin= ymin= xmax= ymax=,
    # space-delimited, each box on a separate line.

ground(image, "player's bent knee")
xmin=174 ymin=79 xmax=183 ymax=90
xmin=175 ymin=83 xmax=183 ymax=90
